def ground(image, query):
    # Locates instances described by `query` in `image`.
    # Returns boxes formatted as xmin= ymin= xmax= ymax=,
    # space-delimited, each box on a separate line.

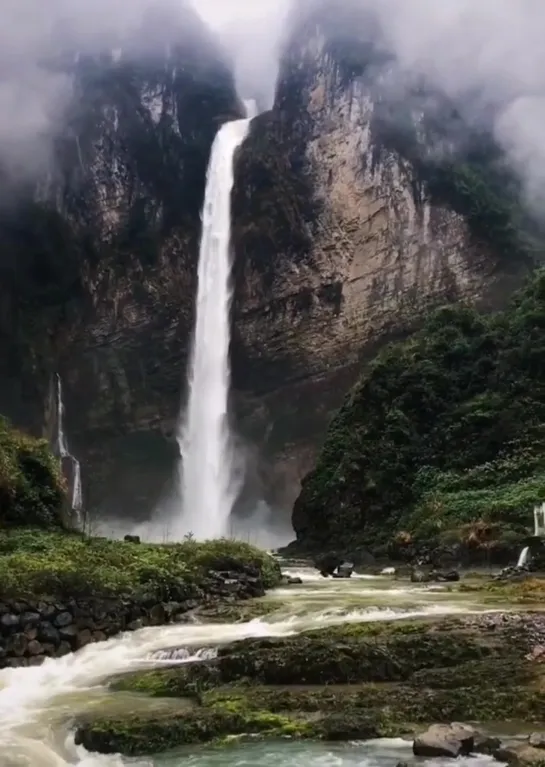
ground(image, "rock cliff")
xmin=0 ymin=1 xmax=532 ymax=527
xmin=0 ymin=2 xmax=242 ymax=521
xmin=231 ymin=5 xmax=531 ymax=514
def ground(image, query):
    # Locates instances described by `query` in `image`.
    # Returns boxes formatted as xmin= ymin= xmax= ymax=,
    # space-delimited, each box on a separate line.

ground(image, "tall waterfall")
xmin=56 ymin=374 xmax=83 ymax=523
xmin=177 ymin=107 xmax=254 ymax=540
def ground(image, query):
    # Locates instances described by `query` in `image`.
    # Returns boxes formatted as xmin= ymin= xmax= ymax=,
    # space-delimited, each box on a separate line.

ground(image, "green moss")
xmin=76 ymin=705 xmax=314 ymax=756
xmin=82 ymin=616 xmax=545 ymax=756
xmin=294 ymin=269 xmax=545 ymax=553
xmin=0 ymin=529 xmax=281 ymax=600
xmin=0 ymin=417 xmax=65 ymax=528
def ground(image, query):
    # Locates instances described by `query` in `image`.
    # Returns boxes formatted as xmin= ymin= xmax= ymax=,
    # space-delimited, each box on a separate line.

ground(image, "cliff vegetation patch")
xmin=0 ymin=417 xmax=65 ymax=528
xmin=293 ymin=269 xmax=545 ymax=554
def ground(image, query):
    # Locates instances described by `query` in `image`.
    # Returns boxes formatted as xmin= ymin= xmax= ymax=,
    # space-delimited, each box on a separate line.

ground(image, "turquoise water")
xmin=151 ymin=738 xmax=497 ymax=767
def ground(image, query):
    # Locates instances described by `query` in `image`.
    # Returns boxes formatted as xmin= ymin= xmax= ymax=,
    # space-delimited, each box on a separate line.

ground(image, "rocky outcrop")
xmin=74 ymin=613 xmax=545 ymax=756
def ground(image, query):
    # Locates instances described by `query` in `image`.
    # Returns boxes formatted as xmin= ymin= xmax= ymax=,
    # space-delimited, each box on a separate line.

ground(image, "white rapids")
xmin=0 ymin=601 xmax=486 ymax=766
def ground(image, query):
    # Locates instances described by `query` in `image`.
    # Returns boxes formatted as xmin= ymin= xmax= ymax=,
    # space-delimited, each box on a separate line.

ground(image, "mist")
xmin=2 ymin=0 xmax=544 ymax=206
xmin=368 ymin=0 xmax=545 ymax=211
xmin=0 ymin=0 xmax=289 ymax=178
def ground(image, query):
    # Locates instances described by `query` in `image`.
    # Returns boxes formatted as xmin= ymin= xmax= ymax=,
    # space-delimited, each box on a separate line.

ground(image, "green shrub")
xmin=0 ymin=417 xmax=65 ymax=528
xmin=0 ymin=529 xmax=281 ymax=600
xmin=294 ymin=269 xmax=545 ymax=549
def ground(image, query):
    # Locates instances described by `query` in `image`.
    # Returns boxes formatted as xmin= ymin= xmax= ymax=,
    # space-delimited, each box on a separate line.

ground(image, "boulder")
xmin=529 ymin=733 xmax=545 ymax=749
xmin=474 ymin=733 xmax=502 ymax=754
xmin=38 ymin=621 xmax=60 ymax=644
xmin=149 ymin=604 xmax=166 ymax=626
xmin=77 ymin=629 xmax=94 ymax=649
xmin=287 ymin=576 xmax=303 ymax=585
xmin=0 ymin=614 xmax=19 ymax=631
xmin=27 ymin=640 xmax=44 ymax=656
xmin=55 ymin=611 xmax=74 ymax=628
xmin=413 ymin=723 xmax=475 ymax=758
xmin=9 ymin=633 xmax=28 ymax=657
xmin=314 ymin=554 xmax=342 ymax=577
xmin=333 ymin=562 xmax=354 ymax=579
xmin=494 ymin=745 xmax=545 ymax=765
xmin=431 ymin=570 xmax=461 ymax=583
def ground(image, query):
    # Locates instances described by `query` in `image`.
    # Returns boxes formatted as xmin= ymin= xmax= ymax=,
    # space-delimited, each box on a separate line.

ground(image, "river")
xmin=0 ymin=566 xmax=507 ymax=766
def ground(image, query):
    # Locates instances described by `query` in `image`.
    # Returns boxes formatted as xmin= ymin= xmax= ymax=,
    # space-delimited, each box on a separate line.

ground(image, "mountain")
xmin=0 ymin=0 xmax=536 ymax=527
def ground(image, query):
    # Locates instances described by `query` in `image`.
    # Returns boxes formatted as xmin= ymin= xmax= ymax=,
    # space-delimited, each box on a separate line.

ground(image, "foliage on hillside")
xmin=0 ymin=418 xmax=65 ymax=528
xmin=0 ymin=528 xmax=281 ymax=600
xmin=293 ymin=269 xmax=545 ymax=552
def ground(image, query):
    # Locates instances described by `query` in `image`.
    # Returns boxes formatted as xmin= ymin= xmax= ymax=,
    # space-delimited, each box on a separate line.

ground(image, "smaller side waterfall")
xmin=56 ymin=374 xmax=83 ymax=525
xmin=516 ymin=545 xmax=530 ymax=568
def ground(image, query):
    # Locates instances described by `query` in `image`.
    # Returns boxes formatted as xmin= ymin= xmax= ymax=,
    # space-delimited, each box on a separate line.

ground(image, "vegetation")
xmin=0 ymin=528 xmax=281 ymax=601
xmin=77 ymin=616 xmax=545 ymax=755
xmin=0 ymin=418 xmax=65 ymax=528
xmin=293 ymin=270 xmax=545 ymax=553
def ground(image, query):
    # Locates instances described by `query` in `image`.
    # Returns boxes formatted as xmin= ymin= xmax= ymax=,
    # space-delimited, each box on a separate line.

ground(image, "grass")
xmin=0 ymin=528 xmax=281 ymax=601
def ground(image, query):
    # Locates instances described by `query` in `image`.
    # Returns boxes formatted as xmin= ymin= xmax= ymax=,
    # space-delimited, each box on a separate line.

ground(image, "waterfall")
xmin=176 ymin=106 xmax=254 ymax=541
xmin=56 ymin=374 xmax=83 ymax=524
xmin=516 ymin=545 xmax=530 ymax=568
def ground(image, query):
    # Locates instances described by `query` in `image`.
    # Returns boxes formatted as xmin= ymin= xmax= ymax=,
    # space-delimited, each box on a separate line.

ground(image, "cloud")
xmin=1 ymin=0 xmax=544 ymax=211
xmin=194 ymin=0 xmax=290 ymax=109
xmin=358 ymin=0 xmax=545 ymax=210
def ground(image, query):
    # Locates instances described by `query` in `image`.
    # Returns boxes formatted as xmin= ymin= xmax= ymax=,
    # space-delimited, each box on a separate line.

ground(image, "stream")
xmin=0 ymin=567 xmax=507 ymax=766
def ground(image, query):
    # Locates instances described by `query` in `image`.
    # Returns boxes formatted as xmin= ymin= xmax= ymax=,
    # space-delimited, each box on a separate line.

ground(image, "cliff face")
xmin=0 ymin=3 xmax=531 ymax=527
xmin=231 ymin=17 xmax=529 ymax=512
xmin=0 ymin=4 xmax=242 ymax=520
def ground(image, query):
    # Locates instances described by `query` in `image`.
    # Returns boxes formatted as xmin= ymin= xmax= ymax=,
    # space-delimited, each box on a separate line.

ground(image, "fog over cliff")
xmin=0 ymin=0 xmax=544 ymax=204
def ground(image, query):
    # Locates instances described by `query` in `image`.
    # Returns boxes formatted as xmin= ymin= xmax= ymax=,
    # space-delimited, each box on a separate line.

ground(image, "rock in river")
xmin=413 ymin=723 xmax=475 ymax=758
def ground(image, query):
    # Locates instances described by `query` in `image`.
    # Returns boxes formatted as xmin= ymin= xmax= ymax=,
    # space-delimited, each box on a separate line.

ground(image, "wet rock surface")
xmin=76 ymin=612 xmax=545 ymax=756
xmin=0 ymin=568 xmax=266 ymax=668
xmin=413 ymin=723 xmax=475 ymax=758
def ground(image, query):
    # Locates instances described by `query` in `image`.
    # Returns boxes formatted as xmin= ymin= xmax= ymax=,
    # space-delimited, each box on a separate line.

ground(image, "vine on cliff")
xmin=293 ymin=269 xmax=545 ymax=552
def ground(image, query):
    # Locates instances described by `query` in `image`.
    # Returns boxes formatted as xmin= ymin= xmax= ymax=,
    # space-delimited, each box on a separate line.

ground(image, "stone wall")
xmin=0 ymin=568 xmax=264 ymax=668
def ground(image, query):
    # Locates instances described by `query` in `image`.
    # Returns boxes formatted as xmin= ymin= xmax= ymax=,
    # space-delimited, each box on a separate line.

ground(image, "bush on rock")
xmin=0 ymin=417 xmax=65 ymax=528
xmin=293 ymin=269 xmax=545 ymax=555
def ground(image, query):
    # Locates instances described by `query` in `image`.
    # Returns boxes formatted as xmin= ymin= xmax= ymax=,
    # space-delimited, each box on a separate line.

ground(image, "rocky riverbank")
xmin=0 ymin=529 xmax=281 ymax=668
xmin=75 ymin=611 xmax=545 ymax=756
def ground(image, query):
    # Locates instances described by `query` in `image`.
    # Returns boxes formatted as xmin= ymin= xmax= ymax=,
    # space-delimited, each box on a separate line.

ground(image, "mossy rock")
xmin=88 ymin=616 xmax=545 ymax=756
xmin=113 ymin=619 xmax=503 ymax=692
xmin=75 ymin=706 xmax=314 ymax=756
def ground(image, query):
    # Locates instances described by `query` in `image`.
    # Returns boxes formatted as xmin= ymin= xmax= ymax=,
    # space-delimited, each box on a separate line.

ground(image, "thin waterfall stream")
xmin=56 ymin=373 xmax=83 ymax=526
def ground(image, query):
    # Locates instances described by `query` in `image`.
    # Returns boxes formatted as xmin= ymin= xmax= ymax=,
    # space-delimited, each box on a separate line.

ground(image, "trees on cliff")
xmin=293 ymin=269 xmax=545 ymax=556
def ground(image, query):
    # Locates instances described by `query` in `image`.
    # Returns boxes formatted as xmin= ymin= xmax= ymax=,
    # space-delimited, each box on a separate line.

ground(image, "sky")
xmin=0 ymin=0 xmax=544 ymax=210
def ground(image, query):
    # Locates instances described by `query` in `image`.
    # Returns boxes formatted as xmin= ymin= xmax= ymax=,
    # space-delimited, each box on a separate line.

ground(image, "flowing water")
xmin=176 ymin=111 xmax=253 ymax=541
xmin=56 ymin=373 xmax=83 ymax=524
xmin=0 ymin=568 xmax=504 ymax=767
